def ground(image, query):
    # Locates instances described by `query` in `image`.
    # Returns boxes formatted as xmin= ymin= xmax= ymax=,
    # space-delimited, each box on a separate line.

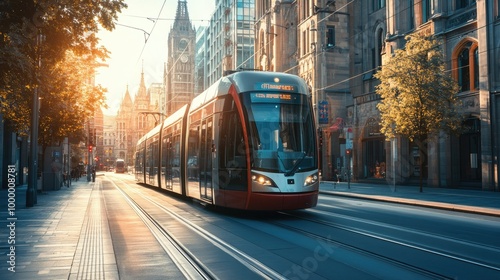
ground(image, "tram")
xmin=115 ymin=159 xmax=126 ymax=173
xmin=135 ymin=71 xmax=319 ymax=210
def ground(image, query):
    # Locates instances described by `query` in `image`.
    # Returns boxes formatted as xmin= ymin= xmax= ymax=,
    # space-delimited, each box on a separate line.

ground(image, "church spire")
xmin=134 ymin=61 xmax=147 ymax=101
xmin=173 ymin=0 xmax=192 ymax=31
xmin=122 ymin=84 xmax=133 ymax=107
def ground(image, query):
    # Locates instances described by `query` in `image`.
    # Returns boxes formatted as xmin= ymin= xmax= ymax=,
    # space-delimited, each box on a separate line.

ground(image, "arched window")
xmin=422 ymin=0 xmax=431 ymax=23
xmin=375 ymin=27 xmax=385 ymax=68
xmin=453 ymin=40 xmax=479 ymax=92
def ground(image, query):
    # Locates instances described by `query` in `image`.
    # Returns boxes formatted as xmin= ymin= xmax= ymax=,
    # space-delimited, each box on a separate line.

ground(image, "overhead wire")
xmin=115 ymin=0 xmax=498 ymax=110
xmin=278 ymin=0 xmax=499 ymax=96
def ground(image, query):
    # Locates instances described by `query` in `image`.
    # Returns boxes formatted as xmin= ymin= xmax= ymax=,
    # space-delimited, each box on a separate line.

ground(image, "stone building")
xmin=165 ymin=0 xmax=196 ymax=117
xmin=254 ymin=0 xmax=499 ymax=189
xmin=115 ymin=86 xmax=133 ymax=166
xmin=255 ymin=0 xmax=352 ymax=180
xmin=349 ymin=0 xmax=499 ymax=189
xmin=347 ymin=1 xmax=391 ymax=184
xmin=115 ymin=69 xmax=157 ymax=167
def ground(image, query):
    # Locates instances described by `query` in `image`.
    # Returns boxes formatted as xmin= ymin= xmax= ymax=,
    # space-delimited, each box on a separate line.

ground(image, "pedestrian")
xmin=92 ymin=166 xmax=96 ymax=182
xmin=333 ymin=169 xmax=340 ymax=188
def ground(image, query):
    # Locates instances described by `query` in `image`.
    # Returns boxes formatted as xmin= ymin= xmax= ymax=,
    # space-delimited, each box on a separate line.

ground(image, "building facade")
xmin=165 ymin=0 xmax=196 ymax=117
xmin=253 ymin=0 xmax=499 ymax=189
xmin=115 ymin=86 xmax=134 ymax=166
xmin=255 ymin=0 xmax=352 ymax=180
xmin=194 ymin=26 xmax=208 ymax=95
xmin=204 ymin=0 xmax=255 ymax=87
xmin=102 ymin=115 xmax=116 ymax=169
xmin=347 ymin=0 xmax=499 ymax=190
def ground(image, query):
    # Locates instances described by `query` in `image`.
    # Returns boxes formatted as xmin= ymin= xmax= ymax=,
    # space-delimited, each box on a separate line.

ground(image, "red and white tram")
xmin=135 ymin=71 xmax=319 ymax=210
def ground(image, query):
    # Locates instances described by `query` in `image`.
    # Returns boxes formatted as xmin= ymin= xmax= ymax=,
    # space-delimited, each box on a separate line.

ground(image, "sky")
xmin=95 ymin=0 xmax=215 ymax=116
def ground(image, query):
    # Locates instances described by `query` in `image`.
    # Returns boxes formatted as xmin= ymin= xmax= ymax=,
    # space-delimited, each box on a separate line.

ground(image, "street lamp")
xmin=27 ymin=31 xmax=44 ymax=207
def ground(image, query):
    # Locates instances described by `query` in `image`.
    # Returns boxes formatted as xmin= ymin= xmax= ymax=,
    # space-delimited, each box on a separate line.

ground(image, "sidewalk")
xmin=0 ymin=177 xmax=117 ymax=279
xmin=319 ymin=180 xmax=500 ymax=217
xmin=2 ymin=178 xmax=499 ymax=279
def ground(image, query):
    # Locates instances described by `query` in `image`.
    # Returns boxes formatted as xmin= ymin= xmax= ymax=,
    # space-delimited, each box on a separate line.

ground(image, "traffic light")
xmin=88 ymin=145 xmax=93 ymax=153
xmin=318 ymin=129 xmax=323 ymax=147
xmin=346 ymin=149 xmax=352 ymax=156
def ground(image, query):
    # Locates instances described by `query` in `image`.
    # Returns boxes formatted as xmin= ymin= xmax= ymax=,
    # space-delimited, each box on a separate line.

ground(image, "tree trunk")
xmin=418 ymin=136 xmax=426 ymax=192
xmin=419 ymin=157 xmax=423 ymax=192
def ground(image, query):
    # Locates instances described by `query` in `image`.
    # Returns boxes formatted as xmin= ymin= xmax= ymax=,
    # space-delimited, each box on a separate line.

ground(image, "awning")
xmin=329 ymin=117 xmax=345 ymax=132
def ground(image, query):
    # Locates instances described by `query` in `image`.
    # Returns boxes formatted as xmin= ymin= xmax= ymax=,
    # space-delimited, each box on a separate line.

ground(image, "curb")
xmin=320 ymin=190 xmax=500 ymax=217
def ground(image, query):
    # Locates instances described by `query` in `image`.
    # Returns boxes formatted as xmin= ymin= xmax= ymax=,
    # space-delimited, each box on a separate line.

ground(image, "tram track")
xmin=272 ymin=208 xmax=500 ymax=278
xmin=104 ymin=174 xmax=500 ymax=278
xmin=110 ymin=178 xmax=214 ymax=280
xmin=311 ymin=205 xmax=500 ymax=264
xmin=108 ymin=176 xmax=287 ymax=280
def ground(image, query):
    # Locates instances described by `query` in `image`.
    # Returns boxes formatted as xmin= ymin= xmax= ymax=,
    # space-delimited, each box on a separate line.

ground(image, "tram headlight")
xmin=304 ymin=173 xmax=319 ymax=187
xmin=251 ymin=173 xmax=276 ymax=187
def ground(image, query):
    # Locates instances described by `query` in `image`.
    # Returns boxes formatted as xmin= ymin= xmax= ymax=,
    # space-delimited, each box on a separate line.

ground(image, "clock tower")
xmin=165 ymin=0 xmax=196 ymax=116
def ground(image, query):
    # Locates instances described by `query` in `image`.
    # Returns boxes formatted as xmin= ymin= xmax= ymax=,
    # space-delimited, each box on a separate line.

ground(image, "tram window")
xmin=222 ymin=111 xmax=246 ymax=168
xmin=244 ymin=93 xmax=317 ymax=172
xmin=152 ymin=141 xmax=159 ymax=176
xmin=187 ymin=122 xmax=200 ymax=181
xmin=219 ymin=105 xmax=247 ymax=190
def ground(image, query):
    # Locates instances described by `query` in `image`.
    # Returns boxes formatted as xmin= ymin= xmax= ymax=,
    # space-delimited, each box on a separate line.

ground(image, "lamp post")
xmin=26 ymin=78 xmax=40 ymax=207
xmin=26 ymin=31 xmax=43 ymax=207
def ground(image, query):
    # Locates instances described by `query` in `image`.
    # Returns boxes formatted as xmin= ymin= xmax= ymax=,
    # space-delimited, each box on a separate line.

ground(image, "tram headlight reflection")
xmin=304 ymin=173 xmax=319 ymax=187
xmin=251 ymin=173 xmax=276 ymax=187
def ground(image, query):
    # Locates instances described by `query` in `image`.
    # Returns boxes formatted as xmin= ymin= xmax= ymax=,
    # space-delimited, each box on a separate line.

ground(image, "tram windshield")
xmin=243 ymin=92 xmax=317 ymax=173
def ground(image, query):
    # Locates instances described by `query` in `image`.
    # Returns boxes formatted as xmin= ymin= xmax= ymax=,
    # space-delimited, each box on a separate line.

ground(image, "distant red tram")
xmin=135 ymin=71 xmax=319 ymax=210
xmin=115 ymin=159 xmax=126 ymax=173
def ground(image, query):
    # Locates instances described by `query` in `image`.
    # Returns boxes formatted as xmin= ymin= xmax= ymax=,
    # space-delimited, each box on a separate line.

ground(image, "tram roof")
xmin=162 ymin=104 xmax=187 ymax=128
xmin=189 ymin=71 xmax=309 ymax=113
xmin=142 ymin=122 xmax=161 ymax=141
xmin=227 ymin=71 xmax=309 ymax=94
xmin=137 ymin=104 xmax=189 ymax=146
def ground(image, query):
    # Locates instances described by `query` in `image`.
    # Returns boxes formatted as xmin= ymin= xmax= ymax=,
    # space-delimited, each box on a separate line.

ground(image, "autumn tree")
xmin=374 ymin=34 xmax=463 ymax=192
xmin=0 ymin=0 xmax=126 ymax=142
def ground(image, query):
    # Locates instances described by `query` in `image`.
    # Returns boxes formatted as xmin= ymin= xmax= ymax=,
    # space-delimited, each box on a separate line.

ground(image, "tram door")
xmin=164 ymin=137 xmax=173 ymax=190
xmin=199 ymin=117 xmax=213 ymax=201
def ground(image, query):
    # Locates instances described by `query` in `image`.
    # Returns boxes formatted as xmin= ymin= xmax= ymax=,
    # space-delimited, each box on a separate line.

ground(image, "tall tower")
xmin=133 ymin=67 xmax=155 ymax=150
xmin=165 ymin=0 xmax=196 ymax=116
xmin=116 ymin=86 xmax=133 ymax=165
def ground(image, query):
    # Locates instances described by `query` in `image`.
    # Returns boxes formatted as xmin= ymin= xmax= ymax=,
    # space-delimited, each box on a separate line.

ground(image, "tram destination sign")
xmin=255 ymin=82 xmax=297 ymax=92
xmin=250 ymin=93 xmax=300 ymax=104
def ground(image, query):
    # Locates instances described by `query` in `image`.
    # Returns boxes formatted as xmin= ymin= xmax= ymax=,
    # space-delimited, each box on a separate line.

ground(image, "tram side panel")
xmin=145 ymin=136 xmax=159 ymax=187
xmin=216 ymin=95 xmax=249 ymax=209
xmin=185 ymin=94 xmax=251 ymax=209
xmin=185 ymin=117 xmax=200 ymax=201
xmin=160 ymin=121 xmax=184 ymax=195
xmin=135 ymin=143 xmax=146 ymax=183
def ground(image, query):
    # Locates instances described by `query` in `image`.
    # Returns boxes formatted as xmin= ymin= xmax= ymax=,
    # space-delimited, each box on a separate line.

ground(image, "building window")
xmin=301 ymin=0 xmax=311 ymax=20
xmin=409 ymin=0 xmax=415 ymax=30
xmin=453 ymin=40 xmax=479 ymax=92
xmin=375 ymin=28 xmax=385 ymax=68
xmin=422 ymin=0 xmax=431 ymax=23
xmin=456 ymin=0 xmax=467 ymax=9
xmin=302 ymin=30 xmax=307 ymax=56
xmin=496 ymin=0 xmax=500 ymax=19
xmin=373 ymin=0 xmax=386 ymax=10
xmin=326 ymin=26 xmax=335 ymax=48
xmin=456 ymin=0 xmax=476 ymax=10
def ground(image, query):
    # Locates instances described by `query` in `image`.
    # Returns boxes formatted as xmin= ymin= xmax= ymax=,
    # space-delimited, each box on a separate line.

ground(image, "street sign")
xmin=346 ymin=139 xmax=353 ymax=149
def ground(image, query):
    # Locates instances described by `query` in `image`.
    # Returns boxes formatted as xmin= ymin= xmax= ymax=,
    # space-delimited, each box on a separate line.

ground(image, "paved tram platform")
xmin=1 ymin=173 xmax=499 ymax=279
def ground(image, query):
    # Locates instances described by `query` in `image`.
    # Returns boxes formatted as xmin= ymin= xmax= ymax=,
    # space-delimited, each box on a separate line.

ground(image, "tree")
xmin=38 ymin=50 xmax=108 ymax=149
xmin=0 ymin=0 xmax=126 ymax=140
xmin=374 ymin=34 xmax=463 ymax=192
